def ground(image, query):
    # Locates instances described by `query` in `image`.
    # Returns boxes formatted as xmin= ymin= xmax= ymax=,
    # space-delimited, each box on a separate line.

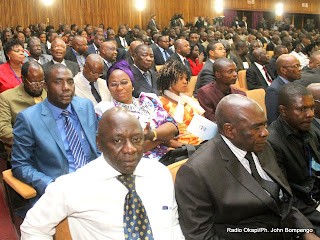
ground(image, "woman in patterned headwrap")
xmin=95 ymin=60 xmax=178 ymax=160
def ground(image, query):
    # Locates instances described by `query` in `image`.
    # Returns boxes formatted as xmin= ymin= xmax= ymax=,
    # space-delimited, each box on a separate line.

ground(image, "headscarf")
xmin=106 ymin=60 xmax=134 ymax=86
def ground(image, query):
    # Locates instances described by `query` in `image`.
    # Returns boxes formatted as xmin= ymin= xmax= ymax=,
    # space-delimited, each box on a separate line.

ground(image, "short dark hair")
xmin=157 ymin=61 xmax=191 ymax=94
xmin=4 ymin=39 xmax=24 ymax=58
xmin=207 ymin=41 xmax=220 ymax=55
xmin=188 ymin=42 xmax=199 ymax=58
xmin=21 ymin=61 xmax=44 ymax=79
xmin=45 ymin=64 xmax=70 ymax=83
xmin=278 ymin=82 xmax=312 ymax=108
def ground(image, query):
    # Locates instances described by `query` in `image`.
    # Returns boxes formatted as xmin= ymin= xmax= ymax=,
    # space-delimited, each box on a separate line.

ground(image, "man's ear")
xmin=279 ymin=105 xmax=286 ymax=117
xmin=223 ymin=123 xmax=234 ymax=139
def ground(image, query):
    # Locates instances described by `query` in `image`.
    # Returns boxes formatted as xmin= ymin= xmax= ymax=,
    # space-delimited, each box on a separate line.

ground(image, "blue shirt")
xmin=278 ymin=75 xmax=290 ymax=84
xmin=47 ymin=100 xmax=91 ymax=173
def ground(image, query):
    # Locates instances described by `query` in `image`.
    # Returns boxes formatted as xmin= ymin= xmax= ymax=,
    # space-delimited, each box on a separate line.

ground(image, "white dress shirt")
xmin=254 ymin=62 xmax=271 ymax=86
xmin=21 ymin=155 xmax=185 ymax=240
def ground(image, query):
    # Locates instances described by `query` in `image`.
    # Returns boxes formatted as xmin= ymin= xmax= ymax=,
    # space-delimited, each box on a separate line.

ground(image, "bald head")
xmin=213 ymin=58 xmax=234 ymax=75
xmin=129 ymin=40 xmax=143 ymax=56
xmin=276 ymin=54 xmax=301 ymax=80
xmin=174 ymin=39 xmax=190 ymax=57
xmin=96 ymin=107 xmax=144 ymax=174
xmin=72 ymin=35 xmax=88 ymax=55
xmin=309 ymin=51 xmax=320 ymax=70
xmin=83 ymin=54 xmax=104 ymax=82
xmin=100 ymin=41 xmax=117 ymax=62
xmin=307 ymin=83 xmax=320 ymax=118
xmin=252 ymin=49 xmax=269 ymax=65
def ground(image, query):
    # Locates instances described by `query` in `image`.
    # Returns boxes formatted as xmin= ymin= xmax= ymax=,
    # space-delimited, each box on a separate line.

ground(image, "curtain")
xmin=223 ymin=10 xmax=238 ymax=28
xmin=252 ymin=11 xmax=264 ymax=29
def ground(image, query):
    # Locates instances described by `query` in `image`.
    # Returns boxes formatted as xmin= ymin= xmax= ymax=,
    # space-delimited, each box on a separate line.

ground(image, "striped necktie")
xmin=61 ymin=110 xmax=86 ymax=169
xmin=143 ymin=72 xmax=152 ymax=86
xmin=117 ymin=174 xmax=154 ymax=240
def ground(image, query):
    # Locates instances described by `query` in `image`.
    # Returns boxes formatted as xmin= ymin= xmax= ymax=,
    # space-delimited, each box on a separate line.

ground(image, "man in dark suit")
xmin=167 ymin=39 xmax=191 ymax=74
xmin=193 ymin=41 xmax=226 ymax=97
xmin=198 ymin=58 xmax=246 ymax=122
xmin=302 ymin=51 xmax=320 ymax=72
xmin=261 ymin=30 xmax=271 ymax=45
xmin=152 ymin=35 xmax=173 ymax=65
xmin=42 ymin=38 xmax=80 ymax=77
xmin=307 ymin=83 xmax=320 ymax=141
xmin=229 ymin=40 xmax=251 ymax=71
xmin=239 ymin=16 xmax=248 ymax=29
xmin=267 ymin=83 xmax=320 ymax=233
xmin=125 ymin=39 xmax=143 ymax=65
xmin=266 ymin=45 xmax=288 ymax=80
xmin=188 ymin=31 xmax=207 ymax=60
xmin=115 ymin=25 xmax=130 ymax=48
xmin=147 ymin=14 xmax=158 ymax=31
xmin=99 ymin=40 xmax=118 ymax=80
xmin=64 ymin=35 xmax=89 ymax=71
xmin=11 ymin=64 xmax=99 ymax=212
xmin=265 ymin=54 xmax=301 ymax=125
xmin=24 ymin=37 xmax=52 ymax=65
xmin=231 ymin=16 xmax=240 ymax=29
xmin=266 ymin=35 xmax=280 ymax=51
xmin=131 ymin=44 xmax=158 ymax=97
xmin=87 ymin=34 xmax=105 ymax=55
xmin=175 ymin=94 xmax=317 ymax=240
xmin=246 ymin=48 xmax=273 ymax=90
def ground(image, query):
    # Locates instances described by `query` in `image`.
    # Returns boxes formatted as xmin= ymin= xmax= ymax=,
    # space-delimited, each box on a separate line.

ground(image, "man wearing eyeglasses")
xmin=74 ymin=54 xmax=111 ymax=106
xmin=11 ymin=64 xmax=99 ymax=216
xmin=265 ymin=54 xmax=302 ymax=125
xmin=0 ymin=61 xmax=47 ymax=147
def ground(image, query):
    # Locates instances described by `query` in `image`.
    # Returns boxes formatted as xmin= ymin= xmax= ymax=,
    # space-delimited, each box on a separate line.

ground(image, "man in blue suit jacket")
xmin=11 ymin=64 xmax=99 ymax=210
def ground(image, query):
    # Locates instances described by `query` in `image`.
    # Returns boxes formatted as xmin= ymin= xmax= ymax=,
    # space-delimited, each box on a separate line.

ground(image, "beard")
xmin=24 ymin=85 xmax=43 ymax=97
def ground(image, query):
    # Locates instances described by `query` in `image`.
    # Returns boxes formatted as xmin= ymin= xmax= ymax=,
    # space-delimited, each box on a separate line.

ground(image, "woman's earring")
xmin=132 ymin=87 xmax=135 ymax=92
xmin=169 ymin=86 xmax=172 ymax=90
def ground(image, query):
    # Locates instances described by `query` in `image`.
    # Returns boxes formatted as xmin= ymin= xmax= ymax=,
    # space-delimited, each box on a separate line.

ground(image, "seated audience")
xmin=131 ymin=44 xmax=158 ymax=97
xmin=167 ymin=39 xmax=192 ymax=74
xmin=187 ymin=42 xmax=204 ymax=76
xmin=193 ymin=41 xmax=226 ymax=97
xmin=188 ymin=31 xmax=207 ymax=60
xmin=74 ymin=54 xmax=111 ymax=106
xmin=157 ymin=61 xmax=205 ymax=147
xmin=246 ymin=48 xmax=273 ymax=90
xmin=20 ymin=107 xmax=185 ymax=239
xmin=176 ymin=94 xmax=317 ymax=240
xmin=64 ymin=35 xmax=89 ymax=71
xmin=0 ymin=61 xmax=47 ymax=147
xmin=115 ymin=25 xmax=130 ymax=48
xmin=198 ymin=58 xmax=246 ymax=122
xmin=290 ymin=42 xmax=309 ymax=68
xmin=87 ymin=34 xmax=105 ymax=55
xmin=267 ymin=83 xmax=320 ymax=232
xmin=303 ymin=51 xmax=320 ymax=71
xmin=153 ymin=35 xmax=173 ymax=65
xmin=95 ymin=60 xmax=178 ymax=160
xmin=0 ymin=39 xmax=25 ymax=93
xmin=99 ymin=40 xmax=118 ymax=80
xmin=266 ymin=34 xmax=280 ymax=51
xmin=265 ymin=54 xmax=301 ymax=125
xmin=266 ymin=45 xmax=288 ymax=79
xmin=124 ymin=39 xmax=143 ymax=65
xmin=43 ymin=37 xmax=80 ymax=76
xmin=229 ymin=40 xmax=251 ymax=71
xmin=11 ymin=64 xmax=99 ymax=212
xmin=24 ymin=37 xmax=52 ymax=65
xmin=307 ymin=83 xmax=320 ymax=139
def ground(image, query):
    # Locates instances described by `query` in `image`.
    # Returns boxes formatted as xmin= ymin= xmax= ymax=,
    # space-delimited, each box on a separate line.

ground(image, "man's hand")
xmin=302 ymin=232 xmax=320 ymax=240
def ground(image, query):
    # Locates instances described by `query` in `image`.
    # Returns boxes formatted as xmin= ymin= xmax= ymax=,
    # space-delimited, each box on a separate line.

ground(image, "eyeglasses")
xmin=282 ymin=65 xmax=302 ymax=69
xmin=89 ymin=71 xmax=103 ymax=77
xmin=24 ymin=78 xmax=45 ymax=86
xmin=109 ymin=80 xmax=130 ymax=88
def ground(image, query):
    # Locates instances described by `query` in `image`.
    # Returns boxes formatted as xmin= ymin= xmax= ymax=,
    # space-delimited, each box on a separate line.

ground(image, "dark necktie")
xmin=61 ymin=110 xmax=86 ymax=169
xmin=245 ymin=152 xmax=280 ymax=203
xmin=117 ymin=174 xmax=154 ymax=240
xmin=143 ymin=72 xmax=152 ymax=86
xmin=262 ymin=66 xmax=272 ymax=84
xmin=183 ymin=58 xmax=189 ymax=67
xmin=89 ymin=82 xmax=102 ymax=103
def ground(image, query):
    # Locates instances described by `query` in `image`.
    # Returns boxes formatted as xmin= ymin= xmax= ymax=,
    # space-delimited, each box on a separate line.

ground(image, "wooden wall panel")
xmin=1 ymin=0 xmax=320 ymax=31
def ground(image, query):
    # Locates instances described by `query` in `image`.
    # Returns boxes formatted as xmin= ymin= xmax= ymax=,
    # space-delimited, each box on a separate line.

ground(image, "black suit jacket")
xmin=101 ymin=62 xmax=110 ymax=81
xmin=266 ymin=56 xmax=277 ymax=80
xmin=267 ymin=117 xmax=320 ymax=226
xmin=130 ymin=65 xmax=158 ymax=98
xmin=266 ymin=42 xmax=276 ymax=51
xmin=64 ymin=47 xmax=89 ymax=65
xmin=42 ymin=60 xmax=80 ymax=77
xmin=193 ymin=60 xmax=215 ymax=98
xmin=115 ymin=36 xmax=130 ymax=48
xmin=265 ymin=76 xmax=286 ymax=125
xmin=153 ymin=46 xmax=173 ymax=65
xmin=175 ymin=134 xmax=313 ymax=240
xmin=167 ymin=52 xmax=192 ymax=75
xmin=246 ymin=63 xmax=270 ymax=90
xmin=299 ymin=68 xmax=320 ymax=87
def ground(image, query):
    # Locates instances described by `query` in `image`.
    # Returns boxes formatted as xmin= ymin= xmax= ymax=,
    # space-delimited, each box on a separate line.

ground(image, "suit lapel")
xmin=41 ymin=100 xmax=67 ymax=157
xmin=17 ymin=84 xmax=35 ymax=106
xmin=215 ymin=135 xmax=280 ymax=214
xmin=132 ymin=66 xmax=154 ymax=92
xmin=74 ymin=74 xmax=97 ymax=104
xmin=253 ymin=64 xmax=268 ymax=88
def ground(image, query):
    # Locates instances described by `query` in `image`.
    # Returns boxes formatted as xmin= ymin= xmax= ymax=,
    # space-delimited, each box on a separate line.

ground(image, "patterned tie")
xmin=245 ymin=152 xmax=280 ymax=204
xmin=61 ymin=110 xmax=86 ymax=169
xmin=263 ymin=66 xmax=272 ymax=84
xmin=143 ymin=72 xmax=152 ymax=86
xmin=163 ymin=49 xmax=169 ymax=61
xmin=117 ymin=174 xmax=154 ymax=240
xmin=89 ymin=82 xmax=102 ymax=103
xmin=183 ymin=58 xmax=189 ymax=66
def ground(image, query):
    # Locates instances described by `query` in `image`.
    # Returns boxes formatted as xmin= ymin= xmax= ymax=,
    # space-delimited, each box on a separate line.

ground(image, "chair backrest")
xmin=263 ymin=43 xmax=267 ymax=50
xmin=125 ymin=46 xmax=130 ymax=50
xmin=237 ymin=70 xmax=248 ymax=90
xmin=267 ymin=51 xmax=274 ymax=58
xmin=185 ymin=76 xmax=198 ymax=97
xmin=167 ymin=159 xmax=188 ymax=183
xmin=54 ymin=219 xmax=72 ymax=240
xmin=245 ymin=89 xmax=267 ymax=114
xmin=156 ymin=65 xmax=163 ymax=72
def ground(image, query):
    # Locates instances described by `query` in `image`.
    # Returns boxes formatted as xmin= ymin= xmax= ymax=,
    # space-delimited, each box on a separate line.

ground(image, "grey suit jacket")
xmin=42 ymin=60 xmax=80 ymax=77
xmin=24 ymin=54 xmax=52 ymax=65
xmin=299 ymin=68 xmax=320 ymax=87
xmin=130 ymin=65 xmax=158 ymax=98
xmin=175 ymin=134 xmax=313 ymax=240
xmin=265 ymin=76 xmax=286 ymax=125
xmin=87 ymin=43 xmax=98 ymax=55
xmin=194 ymin=60 xmax=215 ymax=98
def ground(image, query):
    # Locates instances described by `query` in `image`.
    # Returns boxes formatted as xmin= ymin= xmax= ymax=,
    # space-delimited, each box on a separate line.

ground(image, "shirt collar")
xmin=46 ymin=99 xmax=73 ymax=120
xmin=134 ymin=64 xmax=149 ymax=75
xmin=278 ymin=75 xmax=290 ymax=84
xmin=52 ymin=59 xmax=66 ymax=66
xmin=254 ymin=62 xmax=264 ymax=70
xmin=176 ymin=52 xmax=186 ymax=62
xmin=221 ymin=134 xmax=247 ymax=162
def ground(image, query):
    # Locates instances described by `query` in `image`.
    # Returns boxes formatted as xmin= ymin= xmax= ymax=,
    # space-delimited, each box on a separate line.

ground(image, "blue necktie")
xmin=61 ymin=110 xmax=86 ymax=169
xmin=183 ymin=58 xmax=189 ymax=66
xmin=117 ymin=175 xmax=154 ymax=240
xmin=143 ymin=72 xmax=152 ymax=86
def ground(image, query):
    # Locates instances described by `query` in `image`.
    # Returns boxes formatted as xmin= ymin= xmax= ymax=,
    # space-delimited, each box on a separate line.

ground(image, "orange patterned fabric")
xmin=160 ymin=96 xmax=203 ymax=145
